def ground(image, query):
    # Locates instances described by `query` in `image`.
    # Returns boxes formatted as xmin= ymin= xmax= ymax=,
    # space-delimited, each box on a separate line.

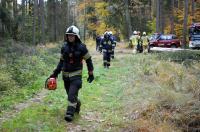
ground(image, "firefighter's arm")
xmin=82 ymin=46 xmax=94 ymax=83
xmin=111 ymin=40 xmax=115 ymax=49
xmin=99 ymin=40 xmax=103 ymax=52
xmin=83 ymin=51 xmax=94 ymax=72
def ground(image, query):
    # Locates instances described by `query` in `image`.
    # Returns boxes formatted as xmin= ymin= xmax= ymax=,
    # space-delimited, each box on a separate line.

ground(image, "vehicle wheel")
xmin=171 ymin=45 xmax=177 ymax=48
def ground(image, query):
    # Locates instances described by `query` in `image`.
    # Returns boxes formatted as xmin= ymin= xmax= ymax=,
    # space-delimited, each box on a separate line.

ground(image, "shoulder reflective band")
xmin=83 ymin=52 xmax=91 ymax=60
xmin=62 ymin=70 xmax=82 ymax=77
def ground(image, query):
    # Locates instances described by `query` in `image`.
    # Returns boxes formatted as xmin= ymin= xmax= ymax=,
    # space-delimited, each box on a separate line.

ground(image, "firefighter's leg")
xmin=76 ymin=99 xmax=81 ymax=114
xmin=64 ymin=77 xmax=70 ymax=96
xmin=140 ymin=44 xmax=143 ymax=53
xmin=96 ymin=43 xmax=99 ymax=51
xmin=107 ymin=52 xmax=111 ymax=68
xmin=143 ymin=45 xmax=147 ymax=53
xmin=65 ymin=79 xmax=82 ymax=122
xmin=111 ymin=49 xmax=114 ymax=59
xmin=103 ymin=52 xmax=107 ymax=68
xmin=137 ymin=43 xmax=141 ymax=53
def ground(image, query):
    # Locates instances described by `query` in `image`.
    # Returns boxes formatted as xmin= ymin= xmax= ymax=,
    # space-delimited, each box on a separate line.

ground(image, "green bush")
xmin=0 ymin=70 xmax=17 ymax=91
xmin=0 ymin=42 xmax=60 ymax=92
xmin=157 ymin=51 xmax=200 ymax=63
xmin=9 ymin=55 xmax=52 ymax=87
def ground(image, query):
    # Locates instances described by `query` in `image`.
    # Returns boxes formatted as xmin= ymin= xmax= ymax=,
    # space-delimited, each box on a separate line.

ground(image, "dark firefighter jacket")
xmin=53 ymin=42 xmax=93 ymax=80
xmin=99 ymin=38 xmax=115 ymax=52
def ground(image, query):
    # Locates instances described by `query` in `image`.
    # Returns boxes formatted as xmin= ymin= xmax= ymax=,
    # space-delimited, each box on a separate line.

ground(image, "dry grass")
xmin=119 ymin=53 xmax=200 ymax=131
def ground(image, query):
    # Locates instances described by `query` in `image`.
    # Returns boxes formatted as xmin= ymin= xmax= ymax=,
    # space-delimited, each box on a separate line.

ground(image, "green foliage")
xmin=156 ymin=51 xmax=200 ymax=63
xmin=0 ymin=70 xmax=17 ymax=91
xmin=10 ymin=56 xmax=46 ymax=86
xmin=0 ymin=41 xmax=59 ymax=93
xmin=147 ymin=18 xmax=156 ymax=34
xmin=0 ymin=41 xmax=62 ymax=116
xmin=0 ymin=5 xmax=13 ymax=37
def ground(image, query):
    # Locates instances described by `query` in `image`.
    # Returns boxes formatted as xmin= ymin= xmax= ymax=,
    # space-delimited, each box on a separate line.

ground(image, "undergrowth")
xmin=0 ymin=40 xmax=61 ymax=113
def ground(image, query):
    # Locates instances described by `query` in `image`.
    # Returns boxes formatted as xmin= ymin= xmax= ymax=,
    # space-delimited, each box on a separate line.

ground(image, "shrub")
xmin=157 ymin=51 xmax=200 ymax=63
xmin=0 ymin=70 xmax=17 ymax=91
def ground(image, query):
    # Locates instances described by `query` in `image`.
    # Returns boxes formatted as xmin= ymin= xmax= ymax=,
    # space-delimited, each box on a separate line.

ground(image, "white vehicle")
xmin=189 ymin=23 xmax=200 ymax=49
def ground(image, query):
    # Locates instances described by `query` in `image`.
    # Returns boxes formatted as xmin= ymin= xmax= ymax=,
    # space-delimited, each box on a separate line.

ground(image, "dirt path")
xmin=0 ymin=42 xmax=132 ymax=129
xmin=0 ymin=89 xmax=48 ymax=126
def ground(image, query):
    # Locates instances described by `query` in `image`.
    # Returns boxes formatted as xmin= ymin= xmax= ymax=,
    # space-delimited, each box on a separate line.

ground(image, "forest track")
xmin=0 ymin=89 xmax=48 ymax=126
xmin=0 ymin=42 xmax=132 ymax=129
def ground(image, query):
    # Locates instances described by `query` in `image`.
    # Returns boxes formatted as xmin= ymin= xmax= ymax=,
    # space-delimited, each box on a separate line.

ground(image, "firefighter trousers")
xmin=63 ymin=77 xmax=82 ymax=115
xmin=103 ymin=51 xmax=111 ymax=68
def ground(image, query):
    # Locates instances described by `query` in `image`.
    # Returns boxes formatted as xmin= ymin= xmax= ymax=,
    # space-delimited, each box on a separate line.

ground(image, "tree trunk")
xmin=13 ymin=0 xmax=17 ymax=18
xmin=191 ymin=0 xmax=195 ymax=22
xmin=53 ymin=0 xmax=57 ymax=41
xmin=13 ymin=0 xmax=18 ymax=39
xmin=156 ymin=0 xmax=160 ymax=33
xmin=170 ymin=0 xmax=175 ymax=34
xmin=40 ymin=0 xmax=45 ymax=44
xmin=182 ymin=0 xmax=188 ymax=48
xmin=33 ymin=0 xmax=37 ymax=45
xmin=21 ymin=0 xmax=25 ymax=41
xmin=124 ymin=0 xmax=132 ymax=40
xmin=149 ymin=0 xmax=153 ymax=20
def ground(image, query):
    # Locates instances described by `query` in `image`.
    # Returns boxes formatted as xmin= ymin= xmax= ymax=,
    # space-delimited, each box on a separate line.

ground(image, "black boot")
xmin=65 ymin=106 xmax=76 ymax=122
xmin=75 ymin=100 xmax=81 ymax=114
xmin=107 ymin=64 xmax=110 ymax=69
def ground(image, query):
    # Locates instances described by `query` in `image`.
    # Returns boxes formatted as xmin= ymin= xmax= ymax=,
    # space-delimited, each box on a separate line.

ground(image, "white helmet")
xmin=108 ymin=31 xmax=113 ymax=35
xmin=65 ymin=25 xmax=80 ymax=39
xmin=133 ymin=31 xmax=137 ymax=35
xmin=104 ymin=31 xmax=108 ymax=35
xmin=143 ymin=32 xmax=146 ymax=35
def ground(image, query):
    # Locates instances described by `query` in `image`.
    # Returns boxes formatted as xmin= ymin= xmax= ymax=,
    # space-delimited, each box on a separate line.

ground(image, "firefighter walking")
xmin=108 ymin=31 xmax=116 ymax=59
xmin=141 ymin=32 xmax=149 ymax=52
xmin=49 ymin=25 xmax=94 ymax=122
xmin=130 ymin=31 xmax=140 ymax=53
xmin=99 ymin=31 xmax=115 ymax=69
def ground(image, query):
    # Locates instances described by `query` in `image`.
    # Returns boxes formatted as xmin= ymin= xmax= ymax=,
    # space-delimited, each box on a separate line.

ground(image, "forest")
xmin=1 ymin=0 xmax=200 ymax=44
xmin=0 ymin=0 xmax=200 ymax=131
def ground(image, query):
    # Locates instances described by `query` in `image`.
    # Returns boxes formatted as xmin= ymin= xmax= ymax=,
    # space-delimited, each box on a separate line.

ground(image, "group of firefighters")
xmin=48 ymin=25 xmax=150 ymax=122
xmin=96 ymin=30 xmax=149 ymax=69
xmin=129 ymin=31 xmax=149 ymax=53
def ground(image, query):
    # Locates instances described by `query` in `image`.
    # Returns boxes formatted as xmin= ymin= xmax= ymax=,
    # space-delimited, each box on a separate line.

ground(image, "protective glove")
xmin=87 ymin=74 xmax=94 ymax=83
xmin=49 ymin=72 xmax=58 ymax=78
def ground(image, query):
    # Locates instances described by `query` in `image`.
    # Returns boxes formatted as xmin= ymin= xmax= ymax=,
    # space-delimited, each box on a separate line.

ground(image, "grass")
xmin=0 ymin=77 xmax=45 ymax=115
xmin=1 ymin=44 xmax=200 ymax=131
xmin=0 ymin=41 xmax=60 ymax=115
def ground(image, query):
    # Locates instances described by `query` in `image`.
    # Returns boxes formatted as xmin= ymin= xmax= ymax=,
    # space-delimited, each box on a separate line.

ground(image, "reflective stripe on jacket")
xmin=62 ymin=70 xmax=82 ymax=77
